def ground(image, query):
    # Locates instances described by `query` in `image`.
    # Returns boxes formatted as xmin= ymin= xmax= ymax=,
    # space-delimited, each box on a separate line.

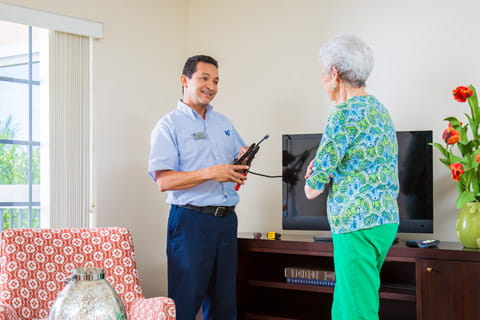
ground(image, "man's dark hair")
xmin=182 ymin=55 xmax=218 ymax=79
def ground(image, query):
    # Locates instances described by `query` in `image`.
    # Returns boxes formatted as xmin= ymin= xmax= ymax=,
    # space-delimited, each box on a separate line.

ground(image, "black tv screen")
xmin=282 ymin=131 xmax=433 ymax=233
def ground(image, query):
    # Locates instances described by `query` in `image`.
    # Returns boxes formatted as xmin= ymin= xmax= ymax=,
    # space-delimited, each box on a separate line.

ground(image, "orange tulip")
xmin=449 ymin=163 xmax=464 ymax=181
xmin=442 ymin=125 xmax=460 ymax=145
xmin=452 ymin=86 xmax=473 ymax=102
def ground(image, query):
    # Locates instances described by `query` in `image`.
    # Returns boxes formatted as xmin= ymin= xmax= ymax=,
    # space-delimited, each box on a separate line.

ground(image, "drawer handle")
xmin=426 ymin=267 xmax=433 ymax=272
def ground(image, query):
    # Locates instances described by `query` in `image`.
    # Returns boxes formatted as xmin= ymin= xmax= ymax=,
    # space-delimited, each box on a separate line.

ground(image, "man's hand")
xmin=209 ymin=164 xmax=249 ymax=184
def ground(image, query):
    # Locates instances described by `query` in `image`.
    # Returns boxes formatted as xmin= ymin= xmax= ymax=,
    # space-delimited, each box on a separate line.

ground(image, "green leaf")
xmin=457 ymin=180 xmax=466 ymax=193
xmin=457 ymin=140 xmax=473 ymax=156
xmin=473 ymin=171 xmax=480 ymax=194
xmin=461 ymin=168 xmax=474 ymax=180
xmin=465 ymin=113 xmax=474 ymax=124
xmin=439 ymin=158 xmax=451 ymax=169
xmin=470 ymin=156 xmax=479 ymax=168
xmin=429 ymin=142 xmax=448 ymax=158
xmin=449 ymin=154 xmax=463 ymax=164
xmin=463 ymin=158 xmax=475 ymax=168
xmin=456 ymin=190 xmax=477 ymax=209
xmin=464 ymin=114 xmax=474 ymax=140
xmin=444 ymin=116 xmax=461 ymax=126
xmin=439 ymin=159 xmax=453 ymax=170
xmin=439 ymin=157 xmax=450 ymax=164
xmin=468 ymin=85 xmax=479 ymax=120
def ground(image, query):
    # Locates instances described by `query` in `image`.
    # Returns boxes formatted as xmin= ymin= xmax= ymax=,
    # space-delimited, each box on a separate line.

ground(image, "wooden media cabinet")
xmin=237 ymin=234 xmax=480 ymax=320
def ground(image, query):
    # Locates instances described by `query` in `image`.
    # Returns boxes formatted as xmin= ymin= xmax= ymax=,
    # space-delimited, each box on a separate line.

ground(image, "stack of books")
xmin=284 ymin=266 xmax=336 ymax=287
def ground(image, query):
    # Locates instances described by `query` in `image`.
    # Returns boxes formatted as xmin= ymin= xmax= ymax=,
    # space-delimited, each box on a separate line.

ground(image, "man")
xmin=148 ymin=55 xmax=248 ymax=320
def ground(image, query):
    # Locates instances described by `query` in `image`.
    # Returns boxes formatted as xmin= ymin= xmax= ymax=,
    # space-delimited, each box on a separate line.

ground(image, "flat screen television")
xmin=282 ymin=131 xmax=433 ymax=233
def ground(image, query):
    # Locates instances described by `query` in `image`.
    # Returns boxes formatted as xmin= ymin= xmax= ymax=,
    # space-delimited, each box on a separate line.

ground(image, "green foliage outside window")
xmin=1 ymin=208 xmax=40 ymax=229
xmin=0 ymin=115 xmax=41 ymax=228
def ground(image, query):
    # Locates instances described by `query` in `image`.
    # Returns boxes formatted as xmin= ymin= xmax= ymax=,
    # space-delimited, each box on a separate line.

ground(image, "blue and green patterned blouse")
xmin=306 ymin=95 xmax=399 ymax=234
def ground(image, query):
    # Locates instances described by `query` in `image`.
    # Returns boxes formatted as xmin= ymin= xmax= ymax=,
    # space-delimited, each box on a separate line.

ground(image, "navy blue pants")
xmin=167 ymin=205 xmax=238 ymax=320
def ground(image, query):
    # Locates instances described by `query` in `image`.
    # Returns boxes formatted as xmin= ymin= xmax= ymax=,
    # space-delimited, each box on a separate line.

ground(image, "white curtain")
xmin=48 ymin=30 xmax=90 ymax=228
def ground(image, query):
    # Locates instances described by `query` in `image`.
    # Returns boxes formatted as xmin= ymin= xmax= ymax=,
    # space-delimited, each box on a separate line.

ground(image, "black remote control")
xmin=406 ymin=240 xmax=440 ymax=248
xmin=313 ymin=236 xmax=332 ymax=242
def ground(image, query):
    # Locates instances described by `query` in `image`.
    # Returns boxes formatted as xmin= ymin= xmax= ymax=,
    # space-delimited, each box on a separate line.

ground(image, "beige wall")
xmin=3 ymin=0 xmax=480 ymax=297
xmin=186 ymin=0 xmax=480 ymax=242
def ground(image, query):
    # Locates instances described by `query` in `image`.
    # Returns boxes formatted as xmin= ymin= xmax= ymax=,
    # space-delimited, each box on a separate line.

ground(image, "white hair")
xmin=318 ymin=34 xmax=374 ymax=87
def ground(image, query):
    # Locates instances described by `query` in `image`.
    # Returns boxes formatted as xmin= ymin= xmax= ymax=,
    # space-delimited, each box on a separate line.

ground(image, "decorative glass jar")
xmin=49 ymin=267 xmax=127 ymax=320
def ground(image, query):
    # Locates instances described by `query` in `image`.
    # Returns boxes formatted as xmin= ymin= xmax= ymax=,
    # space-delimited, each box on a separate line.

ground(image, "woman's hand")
xmin=305 ymin=184 xmax=323 ymax=200
xmin=304 ymin=160 xmax=314 ymax=179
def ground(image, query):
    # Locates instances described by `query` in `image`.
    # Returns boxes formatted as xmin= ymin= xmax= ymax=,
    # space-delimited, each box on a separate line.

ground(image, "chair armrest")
xmin=129 ymin=296 xmax=176 ymax=320
xmin=0 ymin=304 xmax=19 ymax=320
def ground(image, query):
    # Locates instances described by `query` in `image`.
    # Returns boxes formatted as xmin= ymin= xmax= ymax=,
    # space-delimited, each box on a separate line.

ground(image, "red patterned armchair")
xmin=0 ymin=227 xmax=175 ymax=320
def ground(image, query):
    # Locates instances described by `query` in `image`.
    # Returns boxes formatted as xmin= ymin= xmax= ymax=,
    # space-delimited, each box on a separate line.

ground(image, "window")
xmin=0 ymin=21 xmax=43 ymax=229
xmin=1 ymin=3 xmax=103 ymax=229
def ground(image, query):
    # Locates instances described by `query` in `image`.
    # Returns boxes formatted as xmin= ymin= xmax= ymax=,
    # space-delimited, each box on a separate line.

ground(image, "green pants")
xmin=331 ymin=223 xmax=398 ymax=320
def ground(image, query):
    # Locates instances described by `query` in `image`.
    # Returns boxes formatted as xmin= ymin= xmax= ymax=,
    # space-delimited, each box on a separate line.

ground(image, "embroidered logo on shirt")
xmin=224 ymin=130 xmax=231 ymax=136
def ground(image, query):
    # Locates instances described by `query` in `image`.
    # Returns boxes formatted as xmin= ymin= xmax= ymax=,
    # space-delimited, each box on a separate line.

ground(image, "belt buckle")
xmin=214 ymin=207 xmax=227 ymax=217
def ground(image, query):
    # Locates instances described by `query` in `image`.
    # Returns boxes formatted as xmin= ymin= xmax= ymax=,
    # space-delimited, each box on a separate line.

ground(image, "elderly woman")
xmin=304 ymin=34 xmax=399 ymax=320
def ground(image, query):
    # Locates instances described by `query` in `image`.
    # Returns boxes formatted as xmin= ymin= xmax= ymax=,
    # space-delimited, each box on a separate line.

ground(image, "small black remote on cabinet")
xmin=313 ymin=236 xmax=332 ymax=242
xmin=406 ymin=239 xmax=440 ymax=248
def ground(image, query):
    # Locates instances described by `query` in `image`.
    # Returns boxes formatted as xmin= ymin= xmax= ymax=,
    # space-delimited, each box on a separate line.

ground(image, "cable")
xmin=248 ymin=170 xmax=282 ymax=178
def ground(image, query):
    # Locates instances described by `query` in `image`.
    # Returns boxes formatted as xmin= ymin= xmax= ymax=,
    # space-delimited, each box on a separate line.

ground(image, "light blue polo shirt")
xmin=148 ymin=100 xmax=246 ymax=206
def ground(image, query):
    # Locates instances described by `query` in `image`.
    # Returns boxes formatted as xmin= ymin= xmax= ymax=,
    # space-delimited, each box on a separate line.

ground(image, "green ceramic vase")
xmin=456 ymin=201 xmax=480 ymax=248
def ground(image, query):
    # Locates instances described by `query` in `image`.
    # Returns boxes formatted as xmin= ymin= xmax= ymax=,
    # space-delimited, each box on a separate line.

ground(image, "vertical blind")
xmin=49 ymin=31 xmax=90 ymax=228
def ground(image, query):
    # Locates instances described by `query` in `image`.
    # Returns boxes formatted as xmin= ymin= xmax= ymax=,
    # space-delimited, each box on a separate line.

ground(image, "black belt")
xmin=180 ymin=204 xmax=235 ymax=217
